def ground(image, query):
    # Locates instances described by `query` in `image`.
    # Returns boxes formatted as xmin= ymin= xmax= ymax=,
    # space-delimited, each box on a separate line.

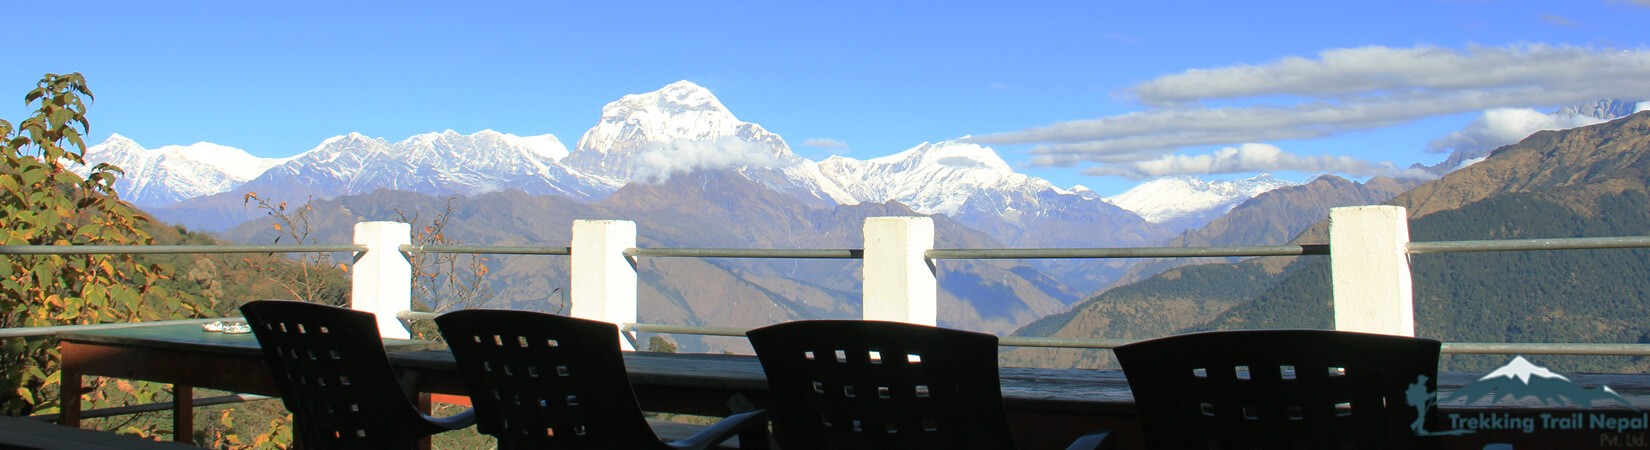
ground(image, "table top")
xmin=56 ymin=322 xmax=439 ymax=356
xmin=57 ymin=322 xmax=1650 ymax=412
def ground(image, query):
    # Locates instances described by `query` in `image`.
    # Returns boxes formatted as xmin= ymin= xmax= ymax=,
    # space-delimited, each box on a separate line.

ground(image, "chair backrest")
xmin=240 ymin=300 xmax=430 ymax=449
xmin=746 ymin=320 xmax=1016 ymax=450
xmin=435 ymin=309 xmax=661 ymax=449
xmin=1114 ymin=329 xmax=1444 ymax=450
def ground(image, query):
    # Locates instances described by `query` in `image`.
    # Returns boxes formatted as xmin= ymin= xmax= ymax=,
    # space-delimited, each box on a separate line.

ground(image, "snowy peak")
xmin=498 ymin=132 xmax=569 ymax=161
xmin=152 ymin=142 xmax=279 ymax=180
xmin=1557 ymin=99 xmax=1644 ymax=121
xmin=100 ymin=133 xmax=143 ymax=153
xmin=867 ymin=139 xmax=1014 ymax=174
xmin=1106 ymin=174 xmax=1297 ymax=223
xmin=252 ymin=128 xmax=615 ymax=202
xmin=561 ymin=81 xmax=848 ymax=204
xmin=1429 ymin=98 xmax=1647 ymax=175
xmin=81 ymin=134 xmax=284 ymax=207
xmin=654 ymin=80 xmax=727 ymax=111
xmin=1479 ymin=356 xmax=1570 ymax=384
xmin=573 ymin=80 xmax=744 ymax=159
xmin=819 ymin=139 xmax=1053 ymax=216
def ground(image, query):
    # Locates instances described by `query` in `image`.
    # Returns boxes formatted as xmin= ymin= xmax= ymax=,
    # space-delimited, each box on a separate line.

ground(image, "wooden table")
xmin=57 ymin=323 xmax=1132 ymax=448
xmin=60 ymin=323 xmax=1650 ymax=449
xmin=56 ymin=323 xmax=436 ymax=444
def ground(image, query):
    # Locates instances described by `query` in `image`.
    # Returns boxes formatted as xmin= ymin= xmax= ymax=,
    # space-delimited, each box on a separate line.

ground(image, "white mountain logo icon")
xmin=1447 ymin=356 xmax=1635 ymax=409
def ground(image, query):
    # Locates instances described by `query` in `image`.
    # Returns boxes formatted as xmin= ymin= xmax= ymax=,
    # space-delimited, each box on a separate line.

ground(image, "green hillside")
xmin=1204 ymin=191 xmax=1650 ymax=372
xmin=1007 ymin=112 xmax=1650 ymax=373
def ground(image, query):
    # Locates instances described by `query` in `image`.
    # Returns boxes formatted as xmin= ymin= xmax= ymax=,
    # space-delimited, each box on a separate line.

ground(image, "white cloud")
xmin=969 ymin=44 xmax=1650 ymax=176
xmin=1637 ymin=101 xmax=1650 ymax=113
xmin=630 ymin=137 xmax=782 ymax=183
xmin=1540 ymin=14 xmax=1577 ymax=28
xmin=1427 ymin=108 xmax=1607 ymax=155
xmin=1080 ymin=143 xmax=1436 ymax=180
xmin=802 ymin=138 xmax=849 ymax=149
xmin=1125 ymin=44 xmax=1649 ymax=106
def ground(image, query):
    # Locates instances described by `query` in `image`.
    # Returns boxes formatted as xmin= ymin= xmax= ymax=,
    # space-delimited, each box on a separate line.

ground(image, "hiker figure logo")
xmin=1406 ymin=374 xmax=1473 ymax=436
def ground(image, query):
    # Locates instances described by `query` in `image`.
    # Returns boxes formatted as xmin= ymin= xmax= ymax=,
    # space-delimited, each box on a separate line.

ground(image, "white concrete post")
xmin=1329 ymin=206 xmax=1415 ymax=337
xmin=862 ymin=217 xmax=937 ymax=326
xmin=352 ymin=221 xmax=413 ymax=339
xmin=570 ymin=220 xmax=638 ymax=350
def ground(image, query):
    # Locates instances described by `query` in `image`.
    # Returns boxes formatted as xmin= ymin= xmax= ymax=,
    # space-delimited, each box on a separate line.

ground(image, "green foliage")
xmin=0 ymin=73 xmax=203 ymax=415
xmin=647 ymin=335 xmax=679 ymax=353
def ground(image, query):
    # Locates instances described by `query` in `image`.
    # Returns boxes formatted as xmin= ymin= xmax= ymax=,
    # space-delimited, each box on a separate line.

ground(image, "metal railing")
xmin=0 ymin=244 xmax=363 ymax=255
xmin=3 ymin=217 xmax=1649 ymax=358
xmin=6 ymin=215 xmax=1650 ymax=426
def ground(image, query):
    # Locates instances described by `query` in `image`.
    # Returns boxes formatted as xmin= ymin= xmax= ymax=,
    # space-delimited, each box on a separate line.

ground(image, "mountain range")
xmin=78 ymin=81 xmax=1646 ymax=353
xmin=90 ymin=81 xmax=1308 ymax=304
xmin=91 ymin=81 xmax=1272 ymax=245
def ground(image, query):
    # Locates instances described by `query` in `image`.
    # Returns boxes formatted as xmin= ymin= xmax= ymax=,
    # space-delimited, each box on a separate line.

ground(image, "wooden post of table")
xmin=173 ymin=384 xmax=192 ymax=443
xmin=416 ymin=392 xmax=432 ymax=450
xmin=59 ymin=347 xmax=83 ymax=428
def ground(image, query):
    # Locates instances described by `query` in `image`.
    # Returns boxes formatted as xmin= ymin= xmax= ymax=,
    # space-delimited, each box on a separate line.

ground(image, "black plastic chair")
xmin=240 ymin=300 xmax=477 ymax=450
xmin=1114 ymin=329 xmax=1444 ymax=450
xmin=435 ymin=309 xmax=770 ymax=450
xmin=747 ymin=320 xmax=1108 ymax=450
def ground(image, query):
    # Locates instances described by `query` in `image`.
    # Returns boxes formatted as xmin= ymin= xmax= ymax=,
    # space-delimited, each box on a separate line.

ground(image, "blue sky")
xmin=4 ymin=0 xmax=1648 ymax=195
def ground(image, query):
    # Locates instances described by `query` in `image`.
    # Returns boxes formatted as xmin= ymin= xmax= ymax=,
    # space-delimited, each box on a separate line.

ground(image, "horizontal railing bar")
xmin=29 ymin=394 xmax=274 ymax=423
xmin=625 ymin=248 xmax=864 ymax=259
xmin=0 ymin=244 xmax=363 ymax=255
xmin=621 ymin=323 xmax=1650 ymax=357
xmin=1441 ymin=342 xmax=1650 ymax=356
xmin=1409 ymin=236 xmax=1650 ymax=254
xmin=927 ymin=244 xmax=1330 ymax=260
xmin=0 ymin=318 xmax=230 ymax=339
xmin=398 ymin=311 xmax=439 ymax=321
xmin=624 ymin=323 xmax=751 ymax=337
xmin=401 ymin=245 xmax=571 ymax=255
xmin=998 ymin=336 xmax=1134 ymax=349
xmin=6 ymin=237 xmax=1642 ymax=260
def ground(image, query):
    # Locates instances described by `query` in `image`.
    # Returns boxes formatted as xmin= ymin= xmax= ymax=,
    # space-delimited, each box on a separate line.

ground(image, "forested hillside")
xmin=1007 ymin=112 xmax=1650 ymax=373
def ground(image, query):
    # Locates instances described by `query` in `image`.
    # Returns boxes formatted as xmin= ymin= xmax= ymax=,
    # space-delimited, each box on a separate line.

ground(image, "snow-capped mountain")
xmin=816 ymin=138 xmax=1173 ymax=280
xmin=1446 ymin=356 xmax=1634 ymax=409
xmin=134 ymin=81 xmax=1223 ymax=250
xmin=1106 ymin=174 xmax=1299 ymax=225
xmin=237 ymin=129 xmax=620 ymax=202
xmin=820 ymin=140 xmax=1055 ymax=217
xmin=145 ymin=80 xmax=1287 ymax=244
xmin=563 ymin=80 xmax=854 ymax=207
xmin=1557 ymin=99 xmax=1645 ymax=121
xmin=1430 ymin=98 xmax=1647 ymax=174
xmin=81 ymin=134 xmax=284 ymax=207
